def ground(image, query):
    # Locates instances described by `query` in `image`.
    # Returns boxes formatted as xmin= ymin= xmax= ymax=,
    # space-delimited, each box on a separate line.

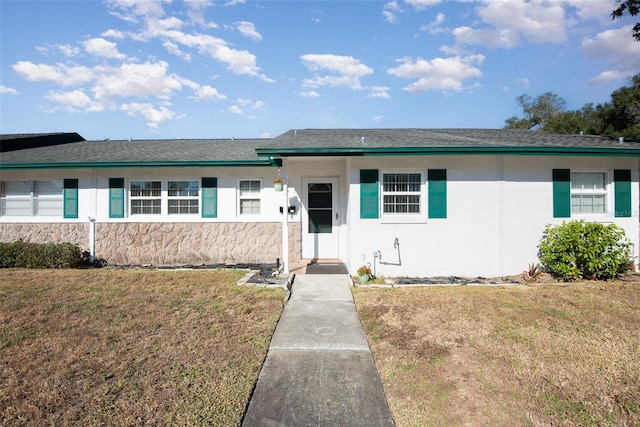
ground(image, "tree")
xmin=504 ymin=74 xmax=640 ymax=140
xmin=543 ymin=104 xmax=602 ymax=135
xmin=504 ymin=92 xmax=567 ymax=130
xmin=612 ymin=0 xmax=640 ymax=42
xmin=598 ymin=73 xmax=640 ymax=139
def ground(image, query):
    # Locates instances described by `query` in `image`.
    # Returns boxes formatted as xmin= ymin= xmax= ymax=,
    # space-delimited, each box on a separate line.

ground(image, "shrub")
xmin=538 ymin=221 xmax=632 ymax=281
xmin=0 ymin=240 xmax=88 ymax=268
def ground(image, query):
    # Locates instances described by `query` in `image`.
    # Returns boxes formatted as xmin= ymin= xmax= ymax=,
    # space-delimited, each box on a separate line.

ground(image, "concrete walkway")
xmin=242 ymin=274 xmax=395 ymax=427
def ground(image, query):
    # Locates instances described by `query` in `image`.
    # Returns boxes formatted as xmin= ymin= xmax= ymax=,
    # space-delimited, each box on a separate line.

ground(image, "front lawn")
xmin=0 ymin=269 xmax=284 ymax=426
xmin=354 ymin=278 xmax=640 ymax=426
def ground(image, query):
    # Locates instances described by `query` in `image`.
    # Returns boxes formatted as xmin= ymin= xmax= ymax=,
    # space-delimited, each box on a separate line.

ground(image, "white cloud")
xmin=383 ymin=1 xmax=401 ymax=24
xmin=228 ymin=98 xmax=264 ymax=114
xmin=184 ymin=0 xmax=213 ymax=26
xmin=152 ymin=30 xmax=271 ymax=81
xmin=420 ymin=13 xmax=445 ymax=34
xmin=299 ymin=91 xmax=320 ymax=98
xmin=45 ymin=90 xmax=104 ymax=112
xmin=57 ymin=44 xmax=80 ymax=57
xmin=404 ymin=0 xmax=441 ymax=11
xmin=83 ymin=38 xmax=127 ymax=60
xmin=144 ymin=16 xmax=185 ymax=37
xmin=565 ymin=0 xmax=614 ymax=22
xmin=589 ymin=70 xmax=634 ymax=85
xmin=387 ymin=55 xmax=484 ymax=93
xmin=163 ymin=41 xmax=192 ymax=61
xmin=453 ymin=26 xmax=521 ymax=48
xmin=106 ymin=0 xmax=168 ymax=20
xmin=101 ymin=29 xmax=125 ymax=39
xmin=121 ymin=102 xmax=183 ymax=128
xmin=372 ymin=115 xmax=384 ymax=122
xmin=92 ymin=61 xmax=183 ymax=102
xmin=224 ymin=0 xmax=245 ymax=6
xmin=301 ymin=54 xmax=373 ymax=90
xmin=194 ymin=85 xmax=226 ymax=101
xmin=453 ymin=0 xmax=568 ymax=48
xmin=13 ymin=61 xmax=95 ymax=86
xmin=236 ymin=21 xmax=262 ymax=41
xmin=105 ymin=0 xmax=271 ymax=82
xmin=0 ymin=85 xmax=19 ymax=95
xmin=582 ymin=25 xmax=640 ymax=84
xmin=369 ymin=86 xmax=391 ymax=98
xmin=36 ymin=46 xmax=50 ymax=56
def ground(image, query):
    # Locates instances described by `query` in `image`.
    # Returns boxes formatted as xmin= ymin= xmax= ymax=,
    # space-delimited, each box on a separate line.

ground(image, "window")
xmin=168 ymin=181 xmax=199 ymax=215
xmin=129 ymin=180 xmax=201 ymax=216
xmin=1 ymin=180 xmax=63 ymax=217
xmin=239 ymin=180 xmax=261 ymax=215
xmin=382 ymin=173 xmax=422 ymax=214
xmin=130 ymin=181 xmax=161 ymax=215
xmin=571 ymin=172 xmax=607 ymax=214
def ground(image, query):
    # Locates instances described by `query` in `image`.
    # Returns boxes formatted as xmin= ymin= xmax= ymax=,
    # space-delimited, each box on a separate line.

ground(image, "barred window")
xmin=168 ymin=180 xmax=199 ymax=215
xmin=382 ymin=173 xmax=422 ymax=214
xmin=130 ymin=181 xmax=161 ymax=215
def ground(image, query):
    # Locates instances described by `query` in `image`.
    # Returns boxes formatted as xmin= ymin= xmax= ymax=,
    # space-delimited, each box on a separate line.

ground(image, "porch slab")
xmin=289 ymin=274 xmax=354 ymax=302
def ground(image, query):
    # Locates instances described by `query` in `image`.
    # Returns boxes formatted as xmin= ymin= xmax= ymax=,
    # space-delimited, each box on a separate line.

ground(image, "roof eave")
xmin=256 ymin=146 xmax=640 ymax=157
xmin=0 ymin=159 xmax=276 ymax=170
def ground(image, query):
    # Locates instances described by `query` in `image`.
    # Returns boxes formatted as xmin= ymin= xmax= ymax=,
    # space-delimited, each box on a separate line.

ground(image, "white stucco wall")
xmin=2 ymin=155 xmax=638 ymax=277
xmin=345 ymin=155 xmax=639 ymax=278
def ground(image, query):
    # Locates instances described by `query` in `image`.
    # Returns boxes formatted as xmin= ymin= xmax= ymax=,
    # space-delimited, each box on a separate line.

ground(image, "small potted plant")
xmin=273 ymin=177 xmax=284 ymax=192
xmin=357 ymin=264 xmax=372 ymax=283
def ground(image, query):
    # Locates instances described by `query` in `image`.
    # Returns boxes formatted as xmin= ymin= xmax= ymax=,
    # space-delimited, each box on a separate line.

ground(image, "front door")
xmin=302 ymin=178 xmax=339 ymax=259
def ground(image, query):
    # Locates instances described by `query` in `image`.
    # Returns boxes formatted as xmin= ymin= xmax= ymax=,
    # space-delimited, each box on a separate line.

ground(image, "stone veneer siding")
xmin=0 ymin=223 xmax=88 ymax=248
xmin=1 ymin=222 xmax=302 ymax=267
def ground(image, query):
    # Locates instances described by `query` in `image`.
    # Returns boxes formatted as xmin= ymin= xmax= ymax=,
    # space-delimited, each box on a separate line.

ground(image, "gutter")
xmin=0 ymin=159 xmax=280 ymax=170
xmin=256 ymin=146 xmax=640 ymax=158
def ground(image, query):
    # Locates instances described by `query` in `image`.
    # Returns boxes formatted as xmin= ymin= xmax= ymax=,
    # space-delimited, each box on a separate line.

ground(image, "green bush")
xmin=0 ymin=240 xmax=88 ymax=268
xmin=538 ymin=221 xmax=632 ymax=281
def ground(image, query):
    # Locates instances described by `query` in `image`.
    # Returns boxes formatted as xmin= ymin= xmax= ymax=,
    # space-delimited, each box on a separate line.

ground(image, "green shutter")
xmin=63 ymin=179 xmax=78 ymax=219
xmin=201 ymin=177 xmax=218 ymax=218
xmin=614 ymin=169 xmax=632 ymax=217
xmin=109 ymin=178 xmax=125 ymax=219
xmin=552 ymin=169 xmax=571 ymax=218
xmin=360 ymin=170 xmax=379 ymax=219
xmin=428 ymin=169 xmax=447 ymax=219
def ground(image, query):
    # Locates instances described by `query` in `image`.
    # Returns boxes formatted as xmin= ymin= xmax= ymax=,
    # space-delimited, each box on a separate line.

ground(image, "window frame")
xmin=380 ymin=170 xmax=426 ymax=224
xmin=130 ymin=180 xmax=162 ymax=216
xmin=0 ymin=180 xmax=64 ymax=217
xmin=167 ymin=180 xmax=200 ymax=215
xmin=237 ymin=179 xmax=262 ymax=216
xmin=570 ymin=170 xmax=610 ymax=216
xmin=127 ymin=179 xmax=201 ymax=217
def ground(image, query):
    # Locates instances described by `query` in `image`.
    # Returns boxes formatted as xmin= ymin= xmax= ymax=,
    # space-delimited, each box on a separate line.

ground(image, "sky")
xmin=1 ymin=0 xmax=639 ymax=141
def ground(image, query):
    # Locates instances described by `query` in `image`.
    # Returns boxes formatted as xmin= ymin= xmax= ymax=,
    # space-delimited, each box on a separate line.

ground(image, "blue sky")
xmin=1 ymin=0 xmax=639 ymax=140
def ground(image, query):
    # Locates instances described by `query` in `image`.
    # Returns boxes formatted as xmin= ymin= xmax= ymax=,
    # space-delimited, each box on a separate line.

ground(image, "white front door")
xmin=302 ymin=177 xmax=339 ymax=259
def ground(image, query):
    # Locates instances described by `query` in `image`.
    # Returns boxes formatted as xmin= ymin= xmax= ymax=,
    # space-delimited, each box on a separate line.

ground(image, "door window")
xmin=308 ymin=183 xmax=332 ymax=234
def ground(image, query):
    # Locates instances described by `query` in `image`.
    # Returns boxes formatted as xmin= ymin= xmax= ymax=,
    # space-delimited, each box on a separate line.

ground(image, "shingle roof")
xmin=257 ymin=129 xmax=640 ymax=156
xmin=2 ymin=129 xmax=639 ymax=170
xmin=0 ymin=132 xmax=85 ymax=152
xmin=0 ymin=138 xmax=274 ymax=169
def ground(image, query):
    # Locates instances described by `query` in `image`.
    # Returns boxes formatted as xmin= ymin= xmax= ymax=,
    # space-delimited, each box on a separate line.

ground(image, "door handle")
xmin=335 ymin=212 xmax=338 ymax=220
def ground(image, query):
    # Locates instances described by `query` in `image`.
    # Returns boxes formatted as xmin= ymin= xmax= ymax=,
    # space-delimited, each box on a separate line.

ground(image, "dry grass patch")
xmin=354 ymin=278 xmax=640 ymax=427
xmin=0 ymin=269 xmax=284 ymax=426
